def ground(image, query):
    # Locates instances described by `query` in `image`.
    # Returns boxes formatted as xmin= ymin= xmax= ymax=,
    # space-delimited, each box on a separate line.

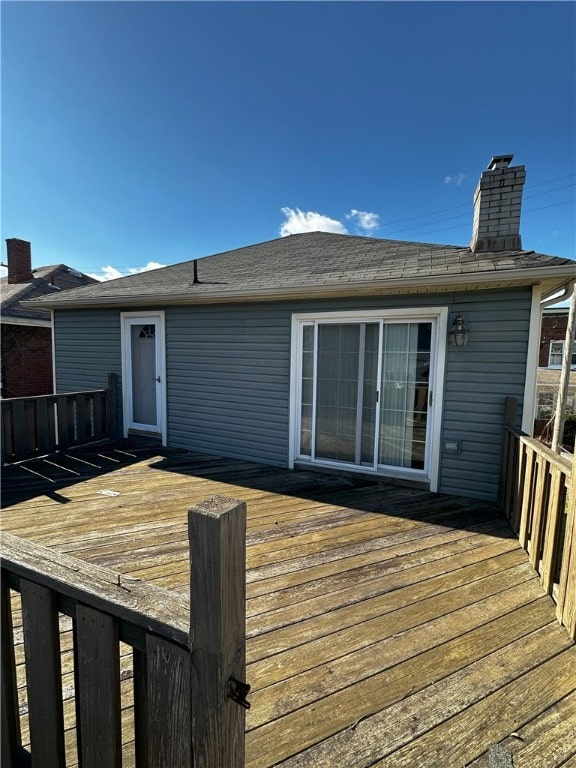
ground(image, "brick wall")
xmin=470 ymin=156 xmax=525 ymax=253
xmin=1 ymin=324 xmax=53 ymax=397
xmin=539 ymin=314 xmax=569 ymax=367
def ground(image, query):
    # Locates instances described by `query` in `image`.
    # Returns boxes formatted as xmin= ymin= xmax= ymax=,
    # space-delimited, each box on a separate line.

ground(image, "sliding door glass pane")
xmin=379 ymin=322 xmax=431 ymax=469
xmin=360 ymin=323 xmax=379 ymax=464
xmin=315 ymin=324 xmax=360 ymax=462
xmin=300 ymin=324 xmax=314 ymax=456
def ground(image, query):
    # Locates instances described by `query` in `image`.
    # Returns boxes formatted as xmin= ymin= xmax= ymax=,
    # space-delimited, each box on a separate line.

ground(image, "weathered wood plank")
xmin=247 ymin=539 xmax=522 ymax=645
xmin=0 ymin=532 xmax=188 ymax=646
xmin=133 ymin=647 xmax=148 ymax=768
xmin=369 ymin=646 xmax=576 ymax=767
xmin=47 ymin=399 xmax=57 ymax=453
xmin=1 ymin=402 xmax=13 ymax=463
xmin=189 ymin=495 xmax=247 ymax=768
xmin=529 ymin=454 xmax=549 ymax=568
xmin=20 ymin=579 xmax=66 ymax=767
xmin=92 ymin=392 xmax=104 ymax=440
xmin=246 ymin=584 xmax=549 ymax=729
xmin=1 ymin=577 xmax=21 ymax=768
xmin=12 ymin=399 xmax=30 ymax=457
xmin=75 ymin=394 xmax=88 ymax=445
xmin=75 ymin=604 xmax=122 ymax=768
xmin=467 ymin=690 xmax=576 ymax=767
xmin=557 ymin=459 xmax=576 ymax=638
xmin=246 ymin=517 xmax=503 ymax=594
xmin=247 ymin=551 xmax=529 ymax=665
xmin=35 ymin=397 xmax=52 ymax=456
xmin=511 ymin=437 xmax=526 ymax=533
xmin=271 ymin=625 xmax=573 ymax=768
xmin=247 ymin=526 xmax=510 ymax=618
xmin=518 ymin=445 xmax=535 ymax=549
xmin=246 ymin=563 xmax=536 ymax=686
xmin=107 ymin=372 xmax=117 ymax=436
xmin=146 ymin=634 xmax=191 ymax=768
xmin=540 ymin=465 xmax=564 ymax=594
xmin=56 ymin=395 xmax=70 ymax=449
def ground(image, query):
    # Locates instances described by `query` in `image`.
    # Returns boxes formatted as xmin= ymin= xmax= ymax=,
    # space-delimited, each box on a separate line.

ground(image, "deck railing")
xmin=500 ymin=397 xmax=576 ymax=639
xmin=1 ymin=373 xmax=118 ymax=465
xmin=0 ymin=496 xmax=248 ymax=768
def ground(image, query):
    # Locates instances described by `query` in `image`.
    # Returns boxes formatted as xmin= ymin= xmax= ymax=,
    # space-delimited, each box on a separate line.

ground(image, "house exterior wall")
xmin=1 ymin=324 xmax=53 ymax=397
xmin=53 ymin=309 xmax=123 ymax=430
xmin=53 ymin=286 xmax=532 ymax=501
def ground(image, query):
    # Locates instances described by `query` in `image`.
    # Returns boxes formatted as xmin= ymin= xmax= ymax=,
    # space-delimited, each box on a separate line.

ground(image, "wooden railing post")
xmin=107 ymin=372 xmax=117 ymax=437
xmin=188 ymin=495 xmax=247 ymax=768
xmin=499 ymin=397 xmax=518 ymax=513
xmin=1 ymin=576 xmax=21 ymax=768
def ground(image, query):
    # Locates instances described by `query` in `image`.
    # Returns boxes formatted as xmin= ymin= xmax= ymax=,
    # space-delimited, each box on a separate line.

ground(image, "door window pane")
xmin=299 ymin=325 xmax=314 ymax=456
xmin=315 ymin=324 xmax=360 ymax=462
xmin=379 ymin=322 xmax=431 ymax=469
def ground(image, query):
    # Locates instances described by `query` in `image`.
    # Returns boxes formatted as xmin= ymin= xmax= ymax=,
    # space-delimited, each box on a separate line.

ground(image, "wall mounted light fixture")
xmin=449 ymin=313 xmax=469 ymax=347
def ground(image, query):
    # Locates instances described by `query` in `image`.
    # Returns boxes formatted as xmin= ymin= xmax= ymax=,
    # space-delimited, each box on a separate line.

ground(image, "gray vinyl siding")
xmin=166 ymin=306 xmax=291 ymax=465
xmin=439 ymin=290 xmax=531 ymax=499
xmin=53 ymin=309 xmax=123 ymax=433
xmin=52 ymin=287 xmax=533 ymax=501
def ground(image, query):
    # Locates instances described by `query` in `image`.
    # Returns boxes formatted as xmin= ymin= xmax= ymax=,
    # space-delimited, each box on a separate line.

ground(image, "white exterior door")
xmin=121 ymin=312 xmax=166 ymax=441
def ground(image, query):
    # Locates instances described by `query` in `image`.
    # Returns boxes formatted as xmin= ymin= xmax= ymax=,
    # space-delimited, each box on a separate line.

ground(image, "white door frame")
xmin=121 ymin=311 xmax=167 ymax=445
xmin=289 ymin=307 xmax=448 ymax=492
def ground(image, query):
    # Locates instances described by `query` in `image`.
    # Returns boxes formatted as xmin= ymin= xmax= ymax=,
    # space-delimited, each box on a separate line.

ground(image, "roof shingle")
xmin=23 ymin=232 xmax=575 ymax=308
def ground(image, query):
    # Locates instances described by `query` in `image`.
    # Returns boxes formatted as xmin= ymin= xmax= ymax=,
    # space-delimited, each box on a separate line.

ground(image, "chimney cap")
xmin=487 ymin=155 xmax=514 ymax=171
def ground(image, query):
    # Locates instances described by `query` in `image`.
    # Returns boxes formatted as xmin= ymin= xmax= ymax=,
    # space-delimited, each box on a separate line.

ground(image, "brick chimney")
xmin=6 ymin=238 xmax=33 ymax=284
xmin=470 ymin=155 xmax=525 ymax=253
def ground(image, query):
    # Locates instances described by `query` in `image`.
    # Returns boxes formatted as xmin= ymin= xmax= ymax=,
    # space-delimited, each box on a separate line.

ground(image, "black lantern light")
xmin=449 ymin=313 xmax=469 ymax=347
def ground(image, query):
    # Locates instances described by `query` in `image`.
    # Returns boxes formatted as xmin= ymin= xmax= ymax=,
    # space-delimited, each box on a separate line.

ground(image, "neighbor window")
xmin=549 ymin=340 xmax=576 ymax=368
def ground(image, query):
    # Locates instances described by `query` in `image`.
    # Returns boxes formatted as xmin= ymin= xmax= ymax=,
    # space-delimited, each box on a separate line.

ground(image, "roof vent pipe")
xmin=193 ymin=259 xmax=200 ymax=284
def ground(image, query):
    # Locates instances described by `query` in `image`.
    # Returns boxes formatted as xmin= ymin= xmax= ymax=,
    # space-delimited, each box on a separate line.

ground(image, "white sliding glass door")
xmin=294 ymin=310 xmax=444 ymax=485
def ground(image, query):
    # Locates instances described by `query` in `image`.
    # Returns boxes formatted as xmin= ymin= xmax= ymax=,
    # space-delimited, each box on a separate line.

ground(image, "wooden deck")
xmin=2 ymin=441 xmax=576 ymax=767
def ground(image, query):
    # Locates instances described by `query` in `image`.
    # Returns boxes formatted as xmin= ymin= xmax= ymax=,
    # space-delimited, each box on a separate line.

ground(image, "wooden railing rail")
xmin=1 ymin=372 xmax=117 ymax=464
xmin=500 ymin=396 xmax=576 ymax=639
xmin=0 ymin=495 xmax=247 ymax=768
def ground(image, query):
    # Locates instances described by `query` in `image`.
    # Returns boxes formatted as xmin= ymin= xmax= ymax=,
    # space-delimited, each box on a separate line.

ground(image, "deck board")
xmin=2 ymin=442 xmax=575 ymax=767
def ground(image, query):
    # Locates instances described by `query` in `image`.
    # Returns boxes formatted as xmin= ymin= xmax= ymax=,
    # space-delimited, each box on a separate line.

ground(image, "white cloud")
xmin=88 ymin=261 xmax=165 ymax=282
xmin=444 ymin=172 xmax=466 ymax=186
xmin=0 ymin=265 xmax=7 ymax=278
xmin=346 ymin=209 xmax=381 ymax=234
xmin=280 ymin=207 xmax=348 ymax=237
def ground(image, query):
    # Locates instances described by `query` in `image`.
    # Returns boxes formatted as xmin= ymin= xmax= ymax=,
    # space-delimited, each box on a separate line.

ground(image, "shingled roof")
xmin=2 ymin=264 xmax=98 ymax=322
xmin=25 ymin=232 xmax=575 ymax=309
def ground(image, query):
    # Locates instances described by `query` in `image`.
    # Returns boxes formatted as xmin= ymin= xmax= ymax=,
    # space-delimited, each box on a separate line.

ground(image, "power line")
xmin=525 ymin=173 xmax=576 ymax=189
xmin=380 ymin=173 xmax=575 ymax=231
xmin=389 ymin=200 xmax=575 ymax=239
xmin=524 ymin=199 xmax=575 ymax=213
xmin=525 ymin=183 xmax=575 ymax=200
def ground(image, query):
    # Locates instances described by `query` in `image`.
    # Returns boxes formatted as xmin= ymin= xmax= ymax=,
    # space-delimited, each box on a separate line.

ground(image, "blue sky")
xmin=1 ymin=1 xmax=575 ymax=280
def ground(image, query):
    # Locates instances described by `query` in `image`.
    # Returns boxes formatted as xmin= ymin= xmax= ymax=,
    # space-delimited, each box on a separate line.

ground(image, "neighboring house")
xmin=28 ymin=156 xmax=576 ymax=501
xmin=539 ymin=306 xmax=576 ymax=368
xmin=1 ymin=238 xmax=97 ymax=397
xmin=535 ymin=306 xmax=576 ymax=430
